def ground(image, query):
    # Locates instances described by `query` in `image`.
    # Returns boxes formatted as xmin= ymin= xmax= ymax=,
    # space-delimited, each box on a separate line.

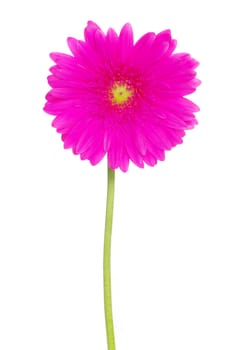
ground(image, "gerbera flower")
xmin=44 ymin=21 xmax=200 ymax=172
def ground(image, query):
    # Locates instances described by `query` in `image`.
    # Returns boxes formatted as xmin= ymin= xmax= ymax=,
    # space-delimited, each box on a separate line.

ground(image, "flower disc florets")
xmin=110 ymin=81 xmax=133 ymax=106
xmin=44 ymin=21 xmax=200 ymax=172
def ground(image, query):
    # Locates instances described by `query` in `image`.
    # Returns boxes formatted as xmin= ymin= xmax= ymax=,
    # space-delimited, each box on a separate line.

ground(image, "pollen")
xmin=110 ymin=83 xmax=133 ymax=105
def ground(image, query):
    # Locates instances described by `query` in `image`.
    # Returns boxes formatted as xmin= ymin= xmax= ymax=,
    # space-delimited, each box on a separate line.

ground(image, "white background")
xmin=0 ymin=0 xmax=244 ymax=349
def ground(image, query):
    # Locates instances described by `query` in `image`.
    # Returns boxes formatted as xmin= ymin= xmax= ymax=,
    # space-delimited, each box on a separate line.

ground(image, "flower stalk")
xmin=103 ymin=165 xmax=116 ymax=350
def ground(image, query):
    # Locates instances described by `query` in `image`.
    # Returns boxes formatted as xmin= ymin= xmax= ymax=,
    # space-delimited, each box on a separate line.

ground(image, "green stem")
xmin=103 ymin=165 xmax=116 ymax=350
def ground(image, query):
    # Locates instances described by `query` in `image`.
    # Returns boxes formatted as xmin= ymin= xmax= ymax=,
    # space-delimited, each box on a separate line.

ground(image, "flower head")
xmin=44 ymin=21 xmax=200 ymax=172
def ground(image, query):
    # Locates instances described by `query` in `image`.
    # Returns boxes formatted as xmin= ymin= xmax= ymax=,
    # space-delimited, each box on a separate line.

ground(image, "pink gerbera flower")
xmin=44 ymin=21 xmax=200 ymax=172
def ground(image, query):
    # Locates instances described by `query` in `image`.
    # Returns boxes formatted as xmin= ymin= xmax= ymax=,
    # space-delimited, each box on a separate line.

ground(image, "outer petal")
xmin=106 ymin=27 xmax=120 ymax=66
xmin=119 ymin=23 xmax=134 ymax=63
xmin=130 ymin=32 xmax=155 ymax=64
xmin=84 ymin=21 xmax=104 ymax=48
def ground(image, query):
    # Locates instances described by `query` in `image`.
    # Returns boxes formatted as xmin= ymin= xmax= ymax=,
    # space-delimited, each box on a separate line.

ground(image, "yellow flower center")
xmin=110 ymin=83 xmax=133 ymax=105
